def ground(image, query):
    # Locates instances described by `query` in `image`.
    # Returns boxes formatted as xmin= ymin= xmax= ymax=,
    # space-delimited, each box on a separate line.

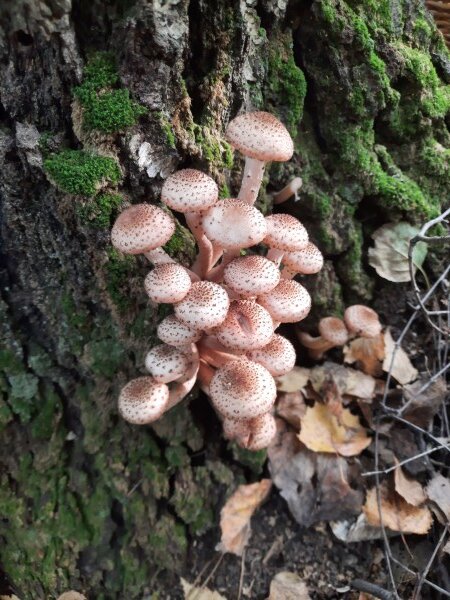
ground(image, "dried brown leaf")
xmin=218 ymin=479 xmax=272 ymax=556
xmin=331 ymin=513 xmax=386 ymax=542
xmin=394 ymin=458 xmax=426 ymax=506
xmin=402 ymin=376 xmax=446 ymax=427
xmin=276 ymin=392 xmax=306 ymax=429
xmin=310 ymin=361 xmax=376 ymax=400
xmin=181 ymin=579 xmax=227 ymax=600
xmin=382 ymin=329 xmax=417 ymax=385
xmin=268 ymin=572 xmax=311 ymax=600
xmin=276 ymin=366 xmax=310 ymax=392
xmin=298 ymin=403 xmax=371 ymax=457
xmin=57 ymin=594 xmax=87 ymax=600
xmin=426 ymin=474 xmax=450 ymax=521
xmin=363 ymin=485 xmax=432 ymax=534
xmin=343 ymin=334 xmax=385 ymax=376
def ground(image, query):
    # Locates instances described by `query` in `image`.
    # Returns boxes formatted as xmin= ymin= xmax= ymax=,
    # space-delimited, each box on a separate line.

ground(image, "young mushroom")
xmin=118 ymin=377 xmax=169 ymax=424
xmin=214 ymin=299 xmax=274 ymax=351
xmin=258 ymin=279 xmax=311 ymax=323
xmin=144 ymin=344 xmax=190 ymax=383
xmin=223 ymin=255 xmax=280 ymax=298
xmin=222 ymin=411 xmax=277 ymax=451
xmin=144 ymin=263 xmax=192 ymax=304
xmin=174 ymin=280 xmax=230 ymax=331
xmin=157 ymin=314 xmax=202 ymax=347
xmin=247 ymin=333 xmax=296 ymax=376
xmin=281 ymin=242 xmax=324 ymax=279
xmin=298 ymin=316 xmax=349 ymax=359
xmin=264 ymin=213 xmax=309 ymax=265
xmin=344 ymin=305 xmax=382 ymax=338
xmin=225 ymin=111 xmax=294 ymax=205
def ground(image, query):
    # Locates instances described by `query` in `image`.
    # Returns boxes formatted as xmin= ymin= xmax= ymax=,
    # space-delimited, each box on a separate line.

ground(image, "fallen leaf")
xmin=443 ymin=540 xmax=450 ymax=555
xmin=57 ymin=594 xmax=87 ymax=600
xmin=276 ymin=391 xmax=306 ymax=429
xmin=382 ymin=328 xmax=418 ymax=385
xmin=368 ymin=222 xmax=427 ymax=282
xmin=426 ymin=474 xmax=450 ymax=521
xmin=276 ymin=366 xmax=310 ymax=392
xmin=298 ymin=403 xmax=371 ymax=457
xmin=310 ymin=361 xmax=376 ymax=399
xmin=268 ymin=572 xmax=311 ymax=600
xmin=217 ymin=479 xmax=272 ymax=556
xmin=181 ymin=578 xmax=227 ymax=600
xmin=402 ymin=376 xmax=446 ymax=427
xmin=331 ymin=513 xmax=386 ymax=542
xmin=363 ymin=485 xmax=432 ymax=534
xmin=269 ymin=421 xmax=363 ymax=526
xmin=394 ymin=459 xmax=426 ymax=506
xmin=343 ymin=334 xmax=385 ymax=377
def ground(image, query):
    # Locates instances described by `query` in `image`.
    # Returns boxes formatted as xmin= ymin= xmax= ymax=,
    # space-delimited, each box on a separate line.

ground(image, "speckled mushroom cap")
xmin=144 ymin=264 xmax=192 ymax=304
xmin=245 ymin=412 xmax=277 ymax=451
xmin=222 ymin=417 xmax=250 ymax=442
xmin=209 ymin=359 xmax=276 ymax=419
xmin=215 ymin=300 xmax=274 ymax=351
xmin=111 ymin=204 xmax=175 ymax=254
xmin=157 ymin=314 xmax=202 ymax=346
xmin=344 ymin=305 xmax=382 ymax=338
xmin=264 ymin=214 xmax=308 ymax=252
xmin=118 ymin=376 xmax=169 ymax=424
xmin=202 ymin=199 xmax=267 ymax=249
xmin=247 ymin=334 xmax=296 ymax=376
xmin=174 ymin=281 xmax=230 ymax=330
xmin=318 ymin=317 xmax=349 ymax=345
xmin=258 ymin=280 xmax=311 ymax=323
xmin=225 ymin=111 xmax=294 ymax=162
xmin=282 ymin=242 xmax=324 ymax=275
xmin=144 ymin=344 xmax=190 ymax=384
xmin=161 ymin=169 xmax=218 ymax=213
xmin=223 ymin=255 xmax=280 ymax=297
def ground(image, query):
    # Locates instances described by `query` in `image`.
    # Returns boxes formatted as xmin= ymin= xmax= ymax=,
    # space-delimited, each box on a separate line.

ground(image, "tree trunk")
xmin=0 ymin=0 xmax=448 ymax=597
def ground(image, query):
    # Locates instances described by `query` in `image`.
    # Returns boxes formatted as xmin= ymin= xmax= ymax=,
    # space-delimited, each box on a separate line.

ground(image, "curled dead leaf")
xmin=343 ymin=334 xmax=385 ymax=377
xmin=331 ymin=513 xmax=386 ymax=543
xmin=394 ymin=458 xmax=426 ymax=507
xmin=298 ymin=403 xmax=371 ymax=457
xmin=426 ymin=474 xmax=450 ymax=522
xmin=218 ymin=479 xmax=272 ymax=556
xmin=402 ymin=376 xmax=446 ymax=427
xmin=309 ymin=362 xmax=376 ymax=400
xmin=363 ymin=485 xmax=432 ymax=534
xmin=276 ymin=366 xmax=310 ymax=392
xmin=382 ymin=329 xmax=418 ymax=385
xmin=268 ymin=571 xmax=311 ymax=600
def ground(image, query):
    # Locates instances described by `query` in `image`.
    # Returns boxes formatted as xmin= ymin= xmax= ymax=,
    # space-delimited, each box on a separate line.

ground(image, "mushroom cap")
xmin=202 ymin=199 xmax=267 ymax=249
xmin=318 ymin=317 xmax=349 ymax=345
xmin=224 ymin=255 xmax=280 ymax=297
xmin=244 ymin=412 xmax=277 ymax=451
xmin=215 ymin=299 xmax=274 ymax=351
xmin=344 ymin=305 xmax=382 ymax=338
xmin=247 ymin=334 xmax=296 ymax=376
xmin=209 ymin=359 xmax=277 ymax=419
xmin=222 ymin=417 xmax=251 ymax=442
xmin=282 ymin=242 xmax=324 ymax=275
xmin=144 ymin=344 xmax=190 ymax=383
xmin=258 ymin=280 xmax=311 ymax=323
xmin=174 ymin=281 xmax=230 ymax=330
xmin=161 ymin=169 xmax=218 ymax=213
xmin=264 ymin=214 xmax=309 ymax=252
xmin=144 ymin=263 xmax=192 ymax=304
xmin=111 ymin=204 xmax=175 ymax=254
xmin=225 ymin=111 xmax=294 ymax=162
xmin=157 ymin=314 xmax=202 ymax=346
xmin=118 ymin=376 xmax=169 ymax=424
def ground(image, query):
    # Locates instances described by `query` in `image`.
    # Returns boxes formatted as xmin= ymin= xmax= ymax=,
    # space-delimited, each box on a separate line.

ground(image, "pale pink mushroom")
xmin=244 ymin=412 xmax=277 ymax=451
xmin=222 ymin=417 xmax=251 ymax=442
xmin=264 ymin=213 xmax=308 ymax=264
xmin=161 ymin=169 xmax=218 ymax=277
xmin=174 ymin=281 xmax=230 ymax=330
xmin=247 ymin=334 xmax=296 ymax=376
xmin=223 ymin=255 xmax=280 ymax=298
xmin=111 ymin=204 xmax=175 ymax=265
xmin=258 ymin=279 xmax=311 ymax=323
xmin=118 ymin=376 xmax=169 ymax=424
xmin=209 ymin=359 xmax=277 ymax=419
xmin=144 ymin=263 xmax=192 ymax=304
xmin=215 ymin=299 xmax=274 ymax=351
xmin=298 ymin=316 xmax=349 ymax=359
xmin=157 ymin=315 xmax=202 ymax=346
xmin=273 ymin=177 xmax=303 ymax=204
xmin=202 ymin=199 xmax=267 ymax=250
xmin=281 ymin=242 xmax=324 ymax=279
xmin=144 ymin=344 xmax=190 ymax=383
xmin=344 ymin=305 xmax=382 ymax=338
xmin=225 ymin=111 xmax=294 ymax=205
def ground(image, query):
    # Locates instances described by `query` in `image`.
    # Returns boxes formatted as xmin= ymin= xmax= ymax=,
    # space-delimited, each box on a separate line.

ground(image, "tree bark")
xmin=0 ymin=0 xmax=449 ymax=597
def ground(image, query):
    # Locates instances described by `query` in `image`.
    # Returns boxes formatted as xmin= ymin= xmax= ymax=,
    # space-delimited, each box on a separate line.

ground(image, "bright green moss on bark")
xmin=76 ymin=192 xmax=124 ymax=228
xmin=44 ymin=150 xmax=121 ymax=196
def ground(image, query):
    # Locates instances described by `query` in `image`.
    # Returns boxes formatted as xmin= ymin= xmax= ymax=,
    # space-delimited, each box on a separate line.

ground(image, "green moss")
xmin=76 ymin=193 xmax=124 ymax=228
xmin=105 ymin=248 xmax=136 ymax=312
xmin=231 ymin=443 xmax=267 ymax=474
xmin=420 ymin=140 xmax=450 ymax=183
xmin=44 ymin=150 xmax=121 ymax=196
xmin=336 ymin=223 xmax=374 ymax=301
xmin=84 ymin=338 xmax=126 ymax=378
xmin=219 ymin=182 xmax=230 ymax=198
xmin=192 ymin=124 xmax=234 ymax=169
xmin=158 ymin=114 xmax=177 ymax=149
xmin=80 ymin=52 xmax=119 ymax=91
xmin=7 ymin=373 xmax=39 ymax=422
xmin=267 ymin=36 xmax=307 ymax=135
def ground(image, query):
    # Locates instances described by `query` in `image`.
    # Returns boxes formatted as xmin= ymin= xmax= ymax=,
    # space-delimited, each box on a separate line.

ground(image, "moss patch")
xmin=76 ymin=192 xmax=124 ymax=228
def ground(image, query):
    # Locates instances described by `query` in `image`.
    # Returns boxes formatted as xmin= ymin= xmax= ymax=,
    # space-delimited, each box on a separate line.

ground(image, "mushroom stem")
xmin=267 ymin=248 xmax=285 ymax=267
xmin=199 ymin=346 xmax=240 ymax=368
xmin=165 ymin=345 xmax=200 ymax=411
xmin=297 ymin=332 xmax=334 ymax=359
xmin=185 ymin=212 xmax=214 ymax=278
xmin=273 ymin=177 xmax=303 ymax=204
xmin=197 ymin=359 xmax=215 ymax=393
xmin=206 ymin=248 xmax=241 ymax=282
xmin=144 ymin=247 xmax=200 ymax=282
xmin=238 ymin=157 xmax=265 ymax=205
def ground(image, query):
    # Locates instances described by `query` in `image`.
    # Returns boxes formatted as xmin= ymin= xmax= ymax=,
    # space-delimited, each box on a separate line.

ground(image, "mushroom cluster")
xmin=111 ymin=111 xmax=324 ymax=451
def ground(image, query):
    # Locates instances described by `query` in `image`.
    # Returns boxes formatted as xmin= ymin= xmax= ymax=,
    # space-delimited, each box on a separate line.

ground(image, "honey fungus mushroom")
xmin=144 ymin=263 xmax=192 ymax=304
xmin=344 ymin=305 xmax=382 ymax=338
xmin=298 ymin=316 xmax=349 ymax=359
xmin=118 ymin=377 xmax=169 ymax=424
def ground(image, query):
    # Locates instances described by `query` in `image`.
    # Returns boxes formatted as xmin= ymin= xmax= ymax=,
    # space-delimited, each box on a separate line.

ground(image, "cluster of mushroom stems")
xmin=111 ymin=111 xmax=324 ymax=451
xmin=298 ymin=304 xmax=382 ymax=359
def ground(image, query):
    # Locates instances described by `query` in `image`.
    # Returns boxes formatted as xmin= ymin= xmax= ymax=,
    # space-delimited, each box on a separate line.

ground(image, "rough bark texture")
xmin=0 ymin=0 xmax=449 ymax=597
